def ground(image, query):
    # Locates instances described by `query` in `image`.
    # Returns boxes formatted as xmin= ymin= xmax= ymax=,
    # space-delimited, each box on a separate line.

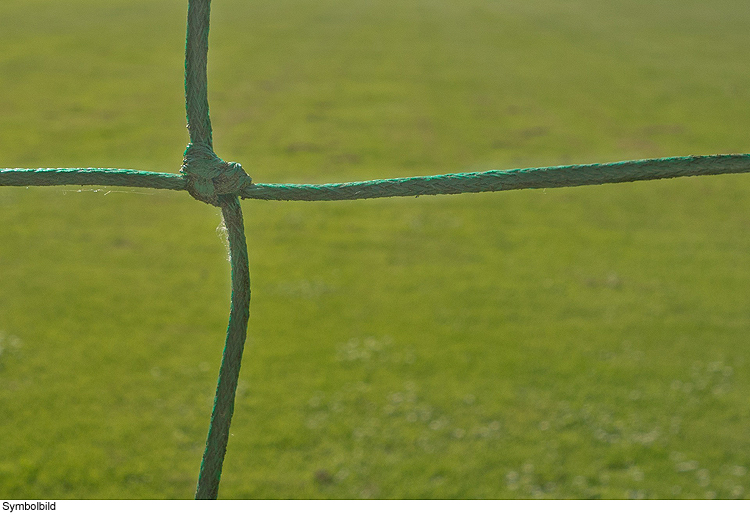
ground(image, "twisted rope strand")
xmin=0 ymin=168 xmax=186 ymax=190
xmin=240 ymin=154 xmax=750 ymax=201
xmin=185 ymin=0 xmax=213 ymax=148
xmin=195 ymin=196 xmax=250 ymax=500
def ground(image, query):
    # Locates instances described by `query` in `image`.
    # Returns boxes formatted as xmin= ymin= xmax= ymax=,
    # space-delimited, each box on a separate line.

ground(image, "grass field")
xmin=1 ymin=0 xmax=750 ymax=499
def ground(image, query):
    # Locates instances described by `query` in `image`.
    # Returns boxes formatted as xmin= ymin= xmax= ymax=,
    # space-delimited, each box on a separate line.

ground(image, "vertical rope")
xmin=185 ymin=0 xmax=213 ymax=148
xmin=185 ymin=0 xmax=252 ymax=500
xmin=195 ymin=196 xmax=250 ymax=500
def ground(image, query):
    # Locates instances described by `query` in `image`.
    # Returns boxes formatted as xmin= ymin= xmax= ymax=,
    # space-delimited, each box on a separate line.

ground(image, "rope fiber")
xmin=1 ymin=0 xmax=749 ymax=499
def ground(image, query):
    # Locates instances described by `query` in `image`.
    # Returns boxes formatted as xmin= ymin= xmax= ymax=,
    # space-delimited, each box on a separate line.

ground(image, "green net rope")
xmin=4 ymin=154 xmax=750 ymax=200
xmin=2 ymin=0 xmax=749 ymax=499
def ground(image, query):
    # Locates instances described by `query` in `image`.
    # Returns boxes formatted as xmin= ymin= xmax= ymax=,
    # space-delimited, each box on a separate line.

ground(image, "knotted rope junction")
xmin=1 ymin=0 xmax=749 ymax=499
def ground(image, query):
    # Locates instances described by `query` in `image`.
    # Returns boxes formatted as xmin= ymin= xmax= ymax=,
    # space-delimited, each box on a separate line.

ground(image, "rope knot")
xmin=181 ymin=143 xmax=252 ymax=206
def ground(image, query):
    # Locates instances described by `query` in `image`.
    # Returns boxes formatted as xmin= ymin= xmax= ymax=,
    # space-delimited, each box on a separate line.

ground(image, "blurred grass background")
xmin=1 ymin=0 xmax=749 ymax=499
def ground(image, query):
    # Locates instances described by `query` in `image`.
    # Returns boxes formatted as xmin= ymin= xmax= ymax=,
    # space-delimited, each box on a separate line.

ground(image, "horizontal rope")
xmin=3 ymin=154 xmax=750 ymax=200
xmin=0 ymin=168 xmax=186 ymax=190
xmin=240 ymin=154 xmax=750 ymax=201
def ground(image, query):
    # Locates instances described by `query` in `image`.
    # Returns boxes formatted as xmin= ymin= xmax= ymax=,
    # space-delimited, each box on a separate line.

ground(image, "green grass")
xmin=1 ymin=0 xmax=750 ymax=499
